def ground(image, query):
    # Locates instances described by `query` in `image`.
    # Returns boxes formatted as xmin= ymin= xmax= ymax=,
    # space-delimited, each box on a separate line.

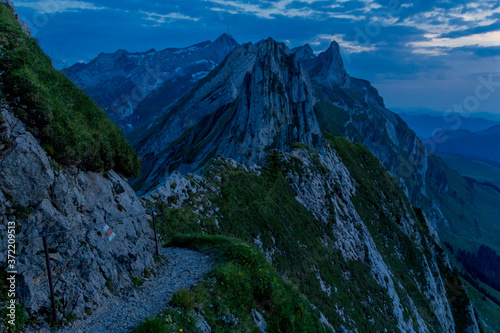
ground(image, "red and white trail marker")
xmin=102 ymin=224 xmax=116 ymax=241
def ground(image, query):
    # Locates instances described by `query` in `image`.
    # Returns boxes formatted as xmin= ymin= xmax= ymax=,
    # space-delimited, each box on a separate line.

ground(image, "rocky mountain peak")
xmin=213 ymin=33 xmax=238 ymax=47
xmin=309 ymin=40 xmax=350 ymax=87
xmin=291 ymin=43 xmax=316 ymax=61
xmin=131 ymin=35 xmax=321 ymax=193
xmin=255 ymin=37 xmax=289 ymax=52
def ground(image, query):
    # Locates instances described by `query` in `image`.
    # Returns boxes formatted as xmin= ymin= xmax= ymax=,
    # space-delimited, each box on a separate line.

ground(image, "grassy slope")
xmin=464 ymin=280 xmax=500 ymax=332
xmin=313 ymin=78 xmax=500 ymax=253
xmin=327 ymin=135 xmax=477 ymax=332
xmin=0 ymin=5 xmax=140 ymax=177
xmin=443 ymin=244 xmax=500 ymax=333
xmin=437 ymin=153 xmax=500 ymax=188
xmin=141 ymin=138 xmax=473 ymax=332
xmin=426 ymin=157 xmax=500 ymax=255
xmin=134 ymin=235 xmax=327 ymax=333
xmin=153 ymin=156 xmax=399 ymax=331
xmin=313 ymin=79 xmax=500 ymax=330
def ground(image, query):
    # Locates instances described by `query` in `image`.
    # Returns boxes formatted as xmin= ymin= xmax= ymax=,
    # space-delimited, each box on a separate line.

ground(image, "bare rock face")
xmin=0 ymin=106 xmax=155 ymax=318
xmin=306 ymin=41 xmax=350 ymax=88
xmin=283 ymin=144 xmax=457 ymax=332
xmin=290 ymin=43 xmax=315 ymax=62
xmin=132 ymin=38 xmax=321 ymax=194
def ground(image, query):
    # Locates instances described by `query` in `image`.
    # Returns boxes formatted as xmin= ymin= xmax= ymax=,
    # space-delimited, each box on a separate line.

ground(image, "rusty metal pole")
xmin=42 ymin=235 xmax=57 ymax=323
xmin=152 ymin=211 xmax=160 ymax=256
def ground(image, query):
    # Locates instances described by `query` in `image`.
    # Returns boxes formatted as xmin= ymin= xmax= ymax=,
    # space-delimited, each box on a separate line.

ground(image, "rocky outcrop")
xmin=0 ymin=105 xmax=155 ymax=319
xmin=290 ymin=43 xmax=316 ymax=69
xmin=58 ymin=29 xmax=484 ymax=330
xmin=251 ymin=309 xmax=267 ymax=333
xmin=63 ymin=34 xmax=238 ymax=130
xmin=299 ymin=41 xmax=500 ymax=304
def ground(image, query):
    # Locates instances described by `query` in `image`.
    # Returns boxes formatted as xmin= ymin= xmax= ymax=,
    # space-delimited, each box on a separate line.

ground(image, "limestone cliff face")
xmin=54 ymin=18 xmax=483 ymax=329
xmin=282 ymin=143 xmax=456 ymax=332
xmin=0 ymin=105 xmax=155 ymax=318
xmin=303 ymin=43 xmax=488 ymax=259
xmin=306 ymin=41 xmax=350 ymax=88
xmin=132 ymin=38 xmax=321 ymax=194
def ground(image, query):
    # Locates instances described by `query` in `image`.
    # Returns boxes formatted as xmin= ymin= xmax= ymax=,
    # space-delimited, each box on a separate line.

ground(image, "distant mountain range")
xmin=393 ymin=107 xmax=500 ymax=122
xmin=63 ymin=33 xmax=500 ymax=256
xmin=63 ymin=34 xmax=238 ymax=130
xmin=398 ymin=113 xmax=500 ymax=139
xmin=428 ymin=125 xmax=500 ymax=164
xmin=64 ymin=33 xmax=500 ymax=265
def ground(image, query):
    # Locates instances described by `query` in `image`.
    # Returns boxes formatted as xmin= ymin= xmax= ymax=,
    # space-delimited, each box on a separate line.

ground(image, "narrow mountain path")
xmin=53 ymin=247 xmax=214 ymax=333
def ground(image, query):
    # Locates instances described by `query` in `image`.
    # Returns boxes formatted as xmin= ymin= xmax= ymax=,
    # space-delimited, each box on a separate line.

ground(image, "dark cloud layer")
xmin=13 ymin=0 xmax=500 ymax=114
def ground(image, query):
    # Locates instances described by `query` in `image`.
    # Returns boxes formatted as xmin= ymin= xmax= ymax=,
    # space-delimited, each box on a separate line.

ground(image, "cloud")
xmin=141 ymin=11 xmax=200 ymax=25
xmin=203 ymin=0 xmax=401 ymax=25
xmin=312 ymin=33 xmax=376 ymax=53
xmin=408 ymin=30 xmax=500 ymax=55
xmin=205 ymin=0 xmax=321 ymax=19
xmin=398 ymin=2 xmax=500 ymax=36
xmin=15 ymin=1 xmax=106 ymax=13
xmin=326 ymin=12 xmax=366 ymax=21
xmin=203 ymin=0 xmax=381 ymax=20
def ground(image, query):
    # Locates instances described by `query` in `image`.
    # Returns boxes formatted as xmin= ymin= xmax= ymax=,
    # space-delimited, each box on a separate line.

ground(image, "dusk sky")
xmin=13 ymin=0 xmax=500 ymax=115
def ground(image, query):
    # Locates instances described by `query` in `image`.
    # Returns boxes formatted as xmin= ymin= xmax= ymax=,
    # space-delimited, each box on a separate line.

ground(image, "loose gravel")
xmin=52 ymin=247 xmax=214 ymax=333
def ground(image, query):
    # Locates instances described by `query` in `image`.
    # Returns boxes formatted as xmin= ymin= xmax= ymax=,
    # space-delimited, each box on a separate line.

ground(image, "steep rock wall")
xmin=0 ymin=106 xmax=155 ymax=319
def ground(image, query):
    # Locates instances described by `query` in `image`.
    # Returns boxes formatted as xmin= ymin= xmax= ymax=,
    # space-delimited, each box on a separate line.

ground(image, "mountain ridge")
xmin=62 ymin=29 xmax=491 ymax=331
xmin=63 ymin=33 xmax=239 ymax=130
xmin=130 ymin=37 xmax=321 ymax=193
xmin=427 ymin=126 xmax=500 ymax=163
xmin=124 ymin=34 xmax=498 ymax=330
xmin=399 ymin=112 xmax=500 ymax=138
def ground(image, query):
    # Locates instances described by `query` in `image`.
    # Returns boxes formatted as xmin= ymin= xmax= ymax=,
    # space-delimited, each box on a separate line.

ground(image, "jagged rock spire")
xmin=308 ymin=41 xmax=350 ymax=87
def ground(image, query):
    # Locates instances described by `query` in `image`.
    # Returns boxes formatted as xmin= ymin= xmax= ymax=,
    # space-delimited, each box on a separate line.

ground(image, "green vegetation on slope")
xmin=0 ymin=5 xmax=141 ymax=177
xmin=134 ymin=235 xmax=327 ymax=333
xmin=151 ymin=156 xmax=401 ymax=331
xmin=437 ymin=153 xmax=500 ymax=188
xmin=312 ymin=77 xmax=500 ymax=329
xmin=327 ymin=135 xmax=446 ymax=329
xmin=463 ymin=279 xmax=500 ymax=332
xmin=426 ymin=156 xmax=500 ymax=255
xmin=143 ymin=135 xmax=474 ymax=331
xmin=442 ymin=242 xmax=500 ymax=332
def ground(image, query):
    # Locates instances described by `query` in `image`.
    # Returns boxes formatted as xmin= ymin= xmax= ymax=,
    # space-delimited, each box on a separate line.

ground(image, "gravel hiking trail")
xmin=52 ymin=247 xmax=214 ymax=333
